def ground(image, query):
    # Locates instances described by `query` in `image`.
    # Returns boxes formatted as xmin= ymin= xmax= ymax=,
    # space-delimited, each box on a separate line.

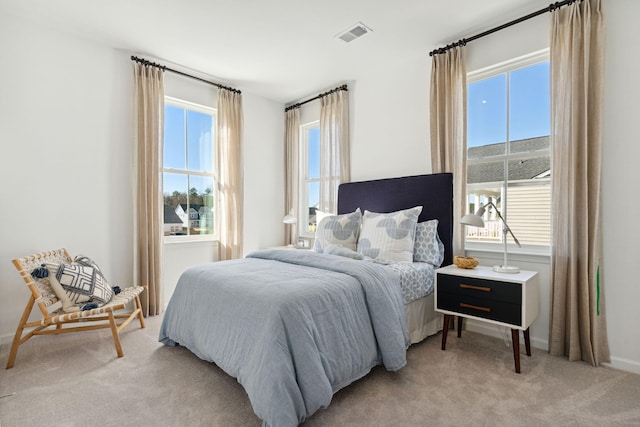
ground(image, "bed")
xmin=159 ymin=173 xmax=453 ymax=427
xmin=336 ymin=173 xmax=453 ymax=343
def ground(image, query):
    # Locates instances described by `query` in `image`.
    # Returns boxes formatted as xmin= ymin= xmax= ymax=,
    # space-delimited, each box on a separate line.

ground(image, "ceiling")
xmin=2 ymin=0 xmax=551 ymax=103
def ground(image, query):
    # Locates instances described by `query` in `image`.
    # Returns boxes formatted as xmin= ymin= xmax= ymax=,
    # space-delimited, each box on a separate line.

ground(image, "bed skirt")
xmin=406 ymin=293 xmax=443 ymax=344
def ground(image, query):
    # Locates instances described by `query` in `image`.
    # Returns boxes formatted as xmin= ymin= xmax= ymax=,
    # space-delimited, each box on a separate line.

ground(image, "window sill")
xmin=164 ymin=236 xmax=219 ymax=245
xmin=464 ymin=242 xmax=550 ymax=267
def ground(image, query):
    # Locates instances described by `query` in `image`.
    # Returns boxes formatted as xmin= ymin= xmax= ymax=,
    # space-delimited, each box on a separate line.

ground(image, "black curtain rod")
xmin=130 ymin=55 xmax=241 ymax=94
xmin=429 ymin=0 xmax=582 ymax=56
xmin=285 ymin=84 xmax=348 ymax=112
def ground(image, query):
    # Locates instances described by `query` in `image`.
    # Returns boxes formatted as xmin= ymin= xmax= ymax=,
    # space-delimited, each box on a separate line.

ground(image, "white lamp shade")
xmin=460 ymin=213 xmax=485 ymax=228
xmin=283 ymin=209 xmax=297 ymax=224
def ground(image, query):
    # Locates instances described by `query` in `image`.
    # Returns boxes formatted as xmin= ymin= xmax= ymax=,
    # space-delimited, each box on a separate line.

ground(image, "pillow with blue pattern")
xmin=357 ymin=206 xmax=423 ymax=263
xmin=413 ymin=219 xmax=445 ymax=266
xmin=313 ymin=208 xmax=362 ymax=253
xmin=46 ymin=255 xmax=114 ymax=311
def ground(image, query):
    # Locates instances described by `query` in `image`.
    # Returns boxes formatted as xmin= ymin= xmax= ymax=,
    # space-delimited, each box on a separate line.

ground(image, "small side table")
xmin=435 ymin=264 xmax=539 ymax=373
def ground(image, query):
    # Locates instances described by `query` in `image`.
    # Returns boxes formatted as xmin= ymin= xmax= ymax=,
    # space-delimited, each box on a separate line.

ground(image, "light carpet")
xmin=1 ymin=315 xmax=639 ymax=426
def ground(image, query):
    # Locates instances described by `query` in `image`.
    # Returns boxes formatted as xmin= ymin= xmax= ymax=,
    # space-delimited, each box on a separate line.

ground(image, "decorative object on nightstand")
xmin=460 ymin=201 xmax=521 ymax=274
xmin=435 ymin=264 xmax=539 ymax=373
xmin=282 ymin=209 xmax=297 ymax=247
xmin=453 ymin=255 xmax=479 ymax=269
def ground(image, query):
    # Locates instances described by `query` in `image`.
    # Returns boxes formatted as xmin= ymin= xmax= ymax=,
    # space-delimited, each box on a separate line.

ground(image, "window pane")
xmin=164 ymin=106 xmax=186 ymax=170
xmin=465 ymin=187 xmax=502 ymax=243
xmin=308 ymin=127 xmax=320 ymax=179
xmin=507 ymin=156 xmax=550 ymax=181
xmin=505 ymin=180 xmax=550 ymax=246
xmin=307 ymin=182 xmax=320 ymax=233
xmin=509 ymin=62 xmax=550 ymax=146
xmin=187 ymin=110 xmax=214 ymax=173
xmin=163 ymin=172 xmax=188 ymax=236
xmin=188 ymin=175 xmax=214 ymax=235
xmin=468 ymin=74 xmax=507 ymax=151
xmin=467 ymin=160 xmax=505 ymax=185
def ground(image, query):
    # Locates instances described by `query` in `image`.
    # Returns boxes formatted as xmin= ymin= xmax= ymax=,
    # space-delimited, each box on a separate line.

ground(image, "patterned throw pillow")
xmin=46 ymin=256 xmax=114 ymax=308
xmin=413 ymin=219 xmax=445 ymax=266
xmin=357 ymin=206 xmax=423 ymax=263
xmin=312 ymin=208 xmax=362 ymax=253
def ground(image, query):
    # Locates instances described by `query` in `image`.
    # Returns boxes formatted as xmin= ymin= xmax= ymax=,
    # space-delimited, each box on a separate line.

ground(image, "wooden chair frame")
xmin=6 ymin=248 xmax=147 ymax=369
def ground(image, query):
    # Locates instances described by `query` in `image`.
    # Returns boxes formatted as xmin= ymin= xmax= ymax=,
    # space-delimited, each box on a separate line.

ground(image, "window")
xmin=163 ymin=97 xmax=216 ymax=239
xmin=300 ymin=121 xmax=320 ymax=236
xmin=466 ymin=51 xmax=550 ymax=249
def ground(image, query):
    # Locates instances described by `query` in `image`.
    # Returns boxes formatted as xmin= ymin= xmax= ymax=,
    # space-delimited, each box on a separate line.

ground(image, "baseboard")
xmin=464 ymin=319 xmax=549 ymax=351
xmin=465 ymin=320 xmax=640 ymax=375
xmin=603 ymin=357 xmax=640 ymax=375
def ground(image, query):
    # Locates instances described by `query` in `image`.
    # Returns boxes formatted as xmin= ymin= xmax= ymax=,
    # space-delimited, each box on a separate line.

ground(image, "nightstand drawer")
xmin=437 ymin=273 xmax=521 ymax=303
xmin=437 ymin=291 xmax=521 ymax=325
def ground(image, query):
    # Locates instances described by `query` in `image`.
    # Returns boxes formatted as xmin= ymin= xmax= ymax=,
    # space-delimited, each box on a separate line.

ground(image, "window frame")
xmin=163 ymin=96 xmax=218 ymax=243
xmin=299 ymin=120 xmax=320 ymax=238
xmin=465 ymin=49 xmax=551 ymax=256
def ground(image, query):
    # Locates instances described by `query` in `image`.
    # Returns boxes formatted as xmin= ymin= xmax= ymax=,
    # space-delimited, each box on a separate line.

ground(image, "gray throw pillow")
xmin=357 ymin=206 xmax=422 ymax=263
xmin=312 ymin=208 xmax=362 ymax=253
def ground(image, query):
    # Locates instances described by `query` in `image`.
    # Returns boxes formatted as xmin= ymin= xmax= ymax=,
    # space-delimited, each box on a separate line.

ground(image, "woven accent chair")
xmin=6 ymin=248 xmax=146 ymax=369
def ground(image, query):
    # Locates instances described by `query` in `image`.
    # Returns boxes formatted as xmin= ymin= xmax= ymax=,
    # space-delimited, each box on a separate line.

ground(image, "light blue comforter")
xmin=159 ymin=249 xmax=410 ymax=427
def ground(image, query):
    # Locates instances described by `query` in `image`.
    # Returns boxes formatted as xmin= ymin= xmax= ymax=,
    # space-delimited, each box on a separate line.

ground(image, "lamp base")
xmin=493 ymin=264 xmax=520 ymax=274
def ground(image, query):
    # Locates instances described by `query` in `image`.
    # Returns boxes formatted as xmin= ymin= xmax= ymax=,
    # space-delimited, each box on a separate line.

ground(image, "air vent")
xmin=336 ymin=22 xmax=372 ymax=43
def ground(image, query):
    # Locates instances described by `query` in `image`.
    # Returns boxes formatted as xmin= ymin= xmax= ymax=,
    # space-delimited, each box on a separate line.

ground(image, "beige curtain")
xmin=319 ymin=90 xmax=350 ymax=213
xmin=133 ymin=63 xmax=164 ymax=317
xmin=549 ymin=0 xmax=609 ymax=366
xmin=217 ymin=88 xmax=244 ymax=260
xmin=430 ymin=46 xmax=467 ymax=256
xmin=284 ymin=108 xmax=300 ymax=245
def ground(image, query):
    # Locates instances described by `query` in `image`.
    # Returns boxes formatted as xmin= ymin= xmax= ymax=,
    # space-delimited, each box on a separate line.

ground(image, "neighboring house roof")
xmin=467 ymin=136 xmax=550 ymax=184
xmin=179 ymin=203 xmax=204 ymax=212
xmin=164 ymin=205 xmax=183 ymax=224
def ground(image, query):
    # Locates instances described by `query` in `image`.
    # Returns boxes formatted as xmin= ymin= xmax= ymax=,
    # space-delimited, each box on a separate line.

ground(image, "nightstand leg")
xmin=441 ymin=314 xmax=450 ymax=350
xmin=457 ymin=316 xmax=463 ymax=338
xmin=524 ymin=328 xmax=531 ymax=356
xmin=511 ymin=329 xmax=521 ymax=373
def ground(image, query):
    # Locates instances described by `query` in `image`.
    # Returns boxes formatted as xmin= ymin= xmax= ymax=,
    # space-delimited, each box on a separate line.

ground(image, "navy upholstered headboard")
xmin=337 ymin=173 xmax=453 ymax=266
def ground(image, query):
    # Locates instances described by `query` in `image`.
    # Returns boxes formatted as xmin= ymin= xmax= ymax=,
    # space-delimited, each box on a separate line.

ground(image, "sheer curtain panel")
xmin=285 ymin=109 xmax=300 ymax=245
xmin=319 ymin=90 xmax=350 ymax=213
xmin=217 ymin=88 xmax=244 ymax=260
xmin=133 ymin=63 xmax=164 ymax=317
xmin=549 ymin=0 xmax=609 ymax=366
xmin=430 ymin=46 xmax=467 ymax=256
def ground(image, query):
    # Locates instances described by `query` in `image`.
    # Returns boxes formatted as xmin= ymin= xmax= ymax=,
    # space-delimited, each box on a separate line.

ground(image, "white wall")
xmin=0 ymin=13 xmax=133 ymax=338
xmin=350 ymin=55 xmax=431 ymax=181
xmin=0 ymin=13 xmax=283 ymax=339
xmin=600 ymin=0 xmax=640 ymax=374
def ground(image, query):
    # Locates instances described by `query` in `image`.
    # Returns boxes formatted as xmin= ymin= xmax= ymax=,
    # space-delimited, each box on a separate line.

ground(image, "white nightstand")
xmin=435 ymin=264 xmax=539 ymax=373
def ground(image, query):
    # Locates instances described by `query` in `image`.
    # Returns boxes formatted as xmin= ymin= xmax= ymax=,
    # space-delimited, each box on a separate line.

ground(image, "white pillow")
xmin=413 ymin=219 xmax=445 ymax=266
xmin=312 ymin=209 xmax=362 ymax=253
xmin=314 ymin=209 xmax=332 ymax=225
xmin=357 ymin=206 xmax=423 ymax=263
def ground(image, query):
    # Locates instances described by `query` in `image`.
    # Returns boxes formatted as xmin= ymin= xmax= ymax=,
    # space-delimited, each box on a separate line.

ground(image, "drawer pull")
xmin=460 ymin=302 xmax=491 ymax=313
xmin=460 ymin=283 xmax=491 ymax=292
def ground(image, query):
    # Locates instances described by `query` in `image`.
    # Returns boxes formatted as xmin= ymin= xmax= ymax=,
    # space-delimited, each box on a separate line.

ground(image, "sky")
xmin=163 ymin=105 xmax=214 ymax=197
xmin=307 ymin=127 xmax=320 ymax=208
xmin=467 ymin=61 xmax=550 ymax=148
